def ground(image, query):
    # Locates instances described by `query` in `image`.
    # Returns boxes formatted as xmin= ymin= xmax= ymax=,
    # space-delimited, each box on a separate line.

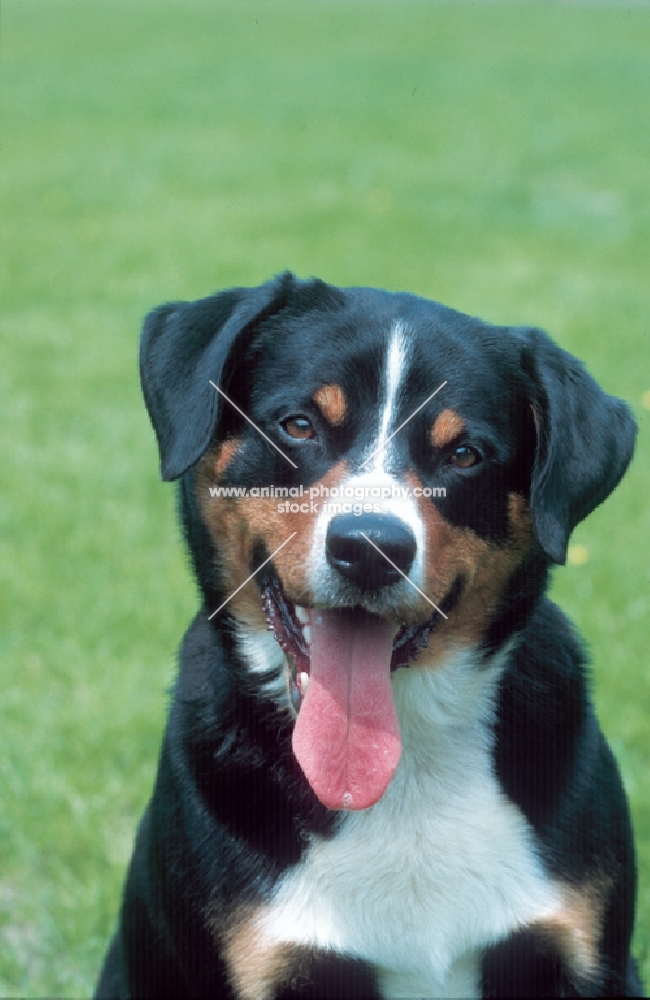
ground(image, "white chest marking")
xmin=257 ymin=651 xmax=561 ymax=999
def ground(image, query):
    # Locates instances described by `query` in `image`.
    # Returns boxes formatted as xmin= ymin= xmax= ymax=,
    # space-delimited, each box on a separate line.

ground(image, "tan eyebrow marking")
xmin=430 ymin=409 xmax=465 ymax=448
xmin=313 ymin=384 xmax=347 ymax=426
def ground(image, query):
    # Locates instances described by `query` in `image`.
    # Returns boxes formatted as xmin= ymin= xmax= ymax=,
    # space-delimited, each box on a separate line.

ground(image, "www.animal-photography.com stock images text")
xmin=2 ymin=2 xmax=649 ymax=998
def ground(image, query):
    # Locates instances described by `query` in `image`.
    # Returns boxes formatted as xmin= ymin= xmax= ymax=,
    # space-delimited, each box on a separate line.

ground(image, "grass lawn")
xmin=1 ymin=1 xmax=648 ymax=994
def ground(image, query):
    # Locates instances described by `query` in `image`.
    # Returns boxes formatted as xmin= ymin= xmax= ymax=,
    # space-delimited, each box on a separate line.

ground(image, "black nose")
xmin=326 ymin=513 xmax=417 ymax=591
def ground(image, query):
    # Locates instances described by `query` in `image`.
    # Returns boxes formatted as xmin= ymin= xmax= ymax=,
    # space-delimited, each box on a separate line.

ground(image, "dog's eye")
xmin=449 ymin=445 xmax=481 ymax=469
xmin=282 ymin=416 xmax=315 ymax=440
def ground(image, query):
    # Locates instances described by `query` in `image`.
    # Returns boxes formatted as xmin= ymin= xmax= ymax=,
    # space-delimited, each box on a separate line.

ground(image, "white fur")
xmin=237 ymin=326 xmax=558 ymax=994
xmin=307 ymin=320 xmax=430 ymax=613
xmin=372 ymin=321 xmax=409 ymax=474
xmin=237 ymin=625 xmax=291 ymax=707
xmin=309 ymin=466 xmax=427 ymax=615
xmin=256 ymin=648 xmax=561 ymax=999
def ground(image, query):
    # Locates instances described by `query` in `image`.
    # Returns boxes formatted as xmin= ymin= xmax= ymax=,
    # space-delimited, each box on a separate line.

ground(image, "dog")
xmin=96 ymin=272 xmax=643 ymax=998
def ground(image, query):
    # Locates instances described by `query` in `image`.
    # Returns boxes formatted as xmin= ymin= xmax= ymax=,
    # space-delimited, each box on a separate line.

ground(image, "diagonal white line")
xmin=209 ymin=381 xmax=298 ymax=469
xmin=208 ymin=532 xmax=297 ymax=620
xmin=359 ymin=532 xmax=448 ymax=619
xmin=360 ymin=380 xmax=448 ymax=469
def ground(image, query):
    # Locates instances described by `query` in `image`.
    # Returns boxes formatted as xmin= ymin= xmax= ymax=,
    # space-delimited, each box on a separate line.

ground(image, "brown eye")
xmin=449 ymin=445 xmax=481 ymax=469
xmin=282 ymin=416 xmax=315 ymax=440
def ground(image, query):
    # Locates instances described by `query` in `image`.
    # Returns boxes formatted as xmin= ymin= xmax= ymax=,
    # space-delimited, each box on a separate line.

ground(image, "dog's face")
xmin=141 ymin=272 xmax=635 ymax=811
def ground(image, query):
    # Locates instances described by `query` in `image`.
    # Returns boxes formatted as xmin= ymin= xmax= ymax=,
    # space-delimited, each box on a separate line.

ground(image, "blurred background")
xmin=1 ymin=1 xmax=648 ymax=994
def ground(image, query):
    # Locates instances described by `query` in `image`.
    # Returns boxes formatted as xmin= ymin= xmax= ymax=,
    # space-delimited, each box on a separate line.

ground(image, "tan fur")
xmin=195 ymin=454 xmax=350 ymax=623
xmin=535 ymin=880 xmax=608 ymax=981
xmin=222 ymin=912 xmax=283 ymax=1000
xmin=313 ymin=384 xmax=348 ymax=426
xmin=211 ymin=437 xmax=242 ymax=478
xmin=407 ymin=474 xmax=535 ymax=661
xmin=430 ymin=409 xmax=465 ymax=449
xmin=222 ymin=911 xmax=310 ymax=1000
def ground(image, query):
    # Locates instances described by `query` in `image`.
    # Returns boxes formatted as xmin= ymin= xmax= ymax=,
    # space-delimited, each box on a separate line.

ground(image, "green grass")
xmin=1 ymin=1 xmax=649 ymax=994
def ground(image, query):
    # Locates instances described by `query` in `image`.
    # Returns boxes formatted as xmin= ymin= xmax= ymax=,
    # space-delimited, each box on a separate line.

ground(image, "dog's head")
xmin=141 ymin=272 xmax=636 ymax=810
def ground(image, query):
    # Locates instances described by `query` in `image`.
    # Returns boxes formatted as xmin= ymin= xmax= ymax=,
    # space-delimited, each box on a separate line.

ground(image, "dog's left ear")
xmin=139 ymin=272 xmax=296 ymax=481
xmin=518 ymin=328 xmax=636 ymax=564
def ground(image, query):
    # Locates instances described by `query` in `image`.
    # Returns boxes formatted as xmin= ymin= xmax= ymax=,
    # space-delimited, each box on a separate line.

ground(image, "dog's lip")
xmin=261 ymin=571 xmax=442 ymax=704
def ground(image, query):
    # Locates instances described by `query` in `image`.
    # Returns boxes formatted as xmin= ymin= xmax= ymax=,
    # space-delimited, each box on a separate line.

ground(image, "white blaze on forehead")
xmin=371 ymin=321 xmax=409 ymax=472
xmin=307 ymin=321 xmax=426 ymax=606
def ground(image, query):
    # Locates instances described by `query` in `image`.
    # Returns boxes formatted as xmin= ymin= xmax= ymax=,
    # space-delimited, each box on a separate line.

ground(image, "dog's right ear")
xmin=518 ymin=327 xmax=636 ymax=564
xmin=139 ymin=272 xmax=296 ymax=481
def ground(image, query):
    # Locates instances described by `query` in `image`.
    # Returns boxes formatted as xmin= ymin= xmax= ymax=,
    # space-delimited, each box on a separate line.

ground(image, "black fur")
xmin=96 ymin=274 xmax=642 ymax=999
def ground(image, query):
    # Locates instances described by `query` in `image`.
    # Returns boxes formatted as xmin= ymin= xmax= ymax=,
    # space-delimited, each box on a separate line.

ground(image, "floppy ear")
xmin=139 ymin=271 xmax=295 ymax=481
xmin=519 ymin=328 xmax=636 ymax=565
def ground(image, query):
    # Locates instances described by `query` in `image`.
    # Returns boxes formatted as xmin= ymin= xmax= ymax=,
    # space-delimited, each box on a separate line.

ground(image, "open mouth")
xmin=260 ymin=570 xmax=450 ymax=812
xmin=262 ymin=574 xmax=440 ymax=713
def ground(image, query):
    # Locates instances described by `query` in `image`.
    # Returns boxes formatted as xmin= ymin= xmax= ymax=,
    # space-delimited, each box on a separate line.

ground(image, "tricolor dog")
xmin=96 ymin=273 xmax=643 ymax=998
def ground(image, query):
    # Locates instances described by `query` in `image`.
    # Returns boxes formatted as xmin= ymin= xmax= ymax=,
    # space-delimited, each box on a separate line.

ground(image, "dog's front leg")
xmin=225 ymin=940 xmax=381 ymax=1000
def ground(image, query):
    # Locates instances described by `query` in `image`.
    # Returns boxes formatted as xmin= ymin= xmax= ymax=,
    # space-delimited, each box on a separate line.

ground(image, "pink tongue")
xmin=292 ymin=609 xmax=401 ymax=811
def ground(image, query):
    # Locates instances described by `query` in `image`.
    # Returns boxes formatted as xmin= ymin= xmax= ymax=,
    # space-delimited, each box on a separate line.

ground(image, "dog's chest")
xmin=259 ymin=664 xmax=560 ymax=999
